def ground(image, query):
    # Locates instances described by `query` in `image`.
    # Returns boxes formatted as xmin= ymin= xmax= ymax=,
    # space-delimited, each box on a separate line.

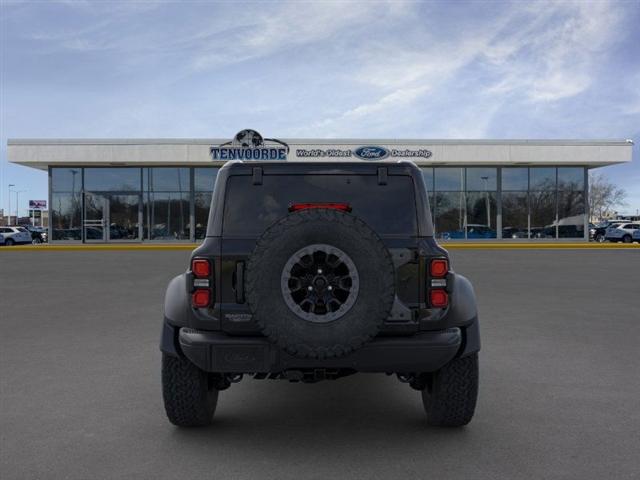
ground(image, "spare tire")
xmin=245 ymin=208 xmax=395 ymax=359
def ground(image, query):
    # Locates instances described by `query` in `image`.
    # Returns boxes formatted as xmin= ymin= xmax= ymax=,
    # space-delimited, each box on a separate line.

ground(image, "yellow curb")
xmin=442 ymin=243 xmax=640 ymax=249
xmin=1 ymin=242 xmax=639 ymax=251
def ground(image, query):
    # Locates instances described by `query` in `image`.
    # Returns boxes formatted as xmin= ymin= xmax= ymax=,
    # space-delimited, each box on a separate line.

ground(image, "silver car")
xmin=605 ymin=223 xmax=640 ymax=243
xmin=0 ymin=226 xmax=32 ymax=246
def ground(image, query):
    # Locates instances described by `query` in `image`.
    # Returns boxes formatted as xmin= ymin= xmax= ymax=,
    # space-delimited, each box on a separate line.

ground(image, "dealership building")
xmin=7 ymin=136 xmax=633 ymax=242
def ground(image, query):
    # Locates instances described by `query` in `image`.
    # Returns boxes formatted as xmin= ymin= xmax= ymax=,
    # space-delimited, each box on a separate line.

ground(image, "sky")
xmin=1 ymin=0 xmax=639 ymax=217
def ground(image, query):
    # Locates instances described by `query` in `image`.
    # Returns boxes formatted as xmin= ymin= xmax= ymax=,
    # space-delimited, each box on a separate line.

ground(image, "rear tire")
xmin=421 ymin=353 xmax=479 ymax=427
xmin=622 ymin=235 xmax=632 ymax=243
xmin=162 ymin=353 xmax=219 ymax=427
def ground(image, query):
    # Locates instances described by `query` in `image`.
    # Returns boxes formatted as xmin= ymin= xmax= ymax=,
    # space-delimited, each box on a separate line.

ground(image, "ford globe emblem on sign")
xmin=354 ymin=146 xmax=390 ymax=160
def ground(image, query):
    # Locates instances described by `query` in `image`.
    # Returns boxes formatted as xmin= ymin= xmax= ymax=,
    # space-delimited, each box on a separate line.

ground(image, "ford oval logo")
xmin=354 ymin=146 xmax=389 ymax=160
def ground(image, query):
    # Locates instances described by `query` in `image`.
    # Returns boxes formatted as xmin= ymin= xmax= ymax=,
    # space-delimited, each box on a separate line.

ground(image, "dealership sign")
xmin=211 ymin=130 xmax=433 ymax=162
xmin=211 ymin=129 xmax=289 ymax=160
xmin=296 ymin=146 xmax=432 ymax=160
xmin=29 ymin=200 xmax=47 ymax=209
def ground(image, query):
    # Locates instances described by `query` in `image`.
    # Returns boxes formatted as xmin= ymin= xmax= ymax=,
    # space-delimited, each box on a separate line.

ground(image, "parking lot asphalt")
xmin=1 ymin=249 xmax=639 ymax=480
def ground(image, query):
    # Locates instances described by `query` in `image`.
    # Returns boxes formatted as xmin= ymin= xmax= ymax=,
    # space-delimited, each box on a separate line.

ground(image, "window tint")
xmin=223 ymin=174 xmax=417 ymax=236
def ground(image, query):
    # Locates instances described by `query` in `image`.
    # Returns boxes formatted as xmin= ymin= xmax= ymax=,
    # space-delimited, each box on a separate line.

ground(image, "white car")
xmin=0 ymin=226 xmax=32 ymax=246
xmin=605 ymin=222 xmax=640 ymax=243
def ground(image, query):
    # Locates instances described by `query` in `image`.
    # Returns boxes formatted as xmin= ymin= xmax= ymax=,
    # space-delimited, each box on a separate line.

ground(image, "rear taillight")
xmin=192 ymin=289 xmax=211 ymax=308
xmin=191 ymin=259 xmax=211 ymax=277
xmin=430 ymin=259 xmax=448 ymax=277
xmin=289 ymin=202 xmax=351 ymax=212
xmin=191 ymin=258 xmax=212 ymax=308
xmin=428 ymin=258 xmax=449 ymax=308
xmin=430 ymin=289 xmax=448 ymax=308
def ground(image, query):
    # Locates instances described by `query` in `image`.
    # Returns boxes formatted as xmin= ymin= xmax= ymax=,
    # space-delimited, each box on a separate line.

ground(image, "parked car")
xmin=591 ymin=220 xmax=626 ymax=242
xmin=0 ymin=226 xmax=33 ymax=245
xmin=20 ymin=225 xmax=48 ymax=244
xmin=440 ymin=224 xmax=496 ymax=239
xmin=502 ymin=227 xmax=528 ymax=239
xmin=605 ymin=222 xmax=640 ymax=243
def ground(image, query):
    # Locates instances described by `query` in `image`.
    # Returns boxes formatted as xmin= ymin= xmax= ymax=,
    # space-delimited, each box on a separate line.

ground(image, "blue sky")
xmin=1 ymin=0 xmax=639 ymax=216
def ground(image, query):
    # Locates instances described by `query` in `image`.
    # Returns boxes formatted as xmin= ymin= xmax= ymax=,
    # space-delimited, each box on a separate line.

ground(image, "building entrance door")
xmin=84 ymin=193 xmax=142 ymax=242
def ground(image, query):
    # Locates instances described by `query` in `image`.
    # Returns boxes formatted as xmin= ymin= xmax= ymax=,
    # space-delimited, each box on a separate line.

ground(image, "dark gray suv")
xmin=161 ymin=161 xmax=480 ymax=427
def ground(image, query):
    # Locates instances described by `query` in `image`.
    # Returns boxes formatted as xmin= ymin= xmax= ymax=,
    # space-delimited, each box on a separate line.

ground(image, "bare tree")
xmin=589 ymin=172 xmax=627 ymax=221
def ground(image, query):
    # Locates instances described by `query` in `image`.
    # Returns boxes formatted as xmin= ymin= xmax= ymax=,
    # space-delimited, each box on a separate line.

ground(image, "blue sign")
xmin=354 ymin=146 xmax=390 ymax=160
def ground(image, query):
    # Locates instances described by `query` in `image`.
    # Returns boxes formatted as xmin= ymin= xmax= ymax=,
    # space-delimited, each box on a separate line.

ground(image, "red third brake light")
xmin=289 ymin=203 xmax=351 ymax=212
xmin=192 ymin=289 xmax=210 ymax=308
xmin=191 ymin=259 xmax=210 ymax=278
xmin=430 ymin=289 xmax=449 ymax=308
xmin=430 ymin=259 xmax=449 ymax=278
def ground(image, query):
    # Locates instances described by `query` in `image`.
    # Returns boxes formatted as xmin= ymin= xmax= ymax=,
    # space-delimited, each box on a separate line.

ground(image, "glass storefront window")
xmin=558 ymin=167 xmax=584 ymax=191
xmin=144 ymin=168 xmax=189 ymax=192
xmin=502 ymin=168 xmax=528 ymax=191
xmin=435 ymin=168 xmax=464 ymax=191
xmin=530 ymin=190 xmax=556 ymax=238
xmin=529 ymin=168 xmax=556 ymax=191
xmin=466 ymin=192 xmax=497 ymax=238
xmin=85 ymin=168 xmax=141 ymax=192
xmin=434 ymin=192 xmax=465 ymax=239
xmin=194 ymin=192 xmax=212 ymax=239
xmin=421 ymin=168 xmax=434 ymax=192
xmin=502 ymin=192 xmax=528 ymax=238
xmin=145 ymin=192 xmax=189 ymax=240
xmin=557 ymin=191 xmax=585 ymax=238
xmin=466 ymin=168 xmax=497 ymax=191
xmin=194 ymin=168 xmax=219 ymax=191
xmin=51 ymin=192 xmax=82 ymax=240
xmin=51 ymin=168 xmax=82 ymax=193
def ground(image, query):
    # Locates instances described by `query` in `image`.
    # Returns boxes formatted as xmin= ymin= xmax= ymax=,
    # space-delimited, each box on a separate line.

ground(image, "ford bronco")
xmin=161 ymin=160 xmax=480 ymax=427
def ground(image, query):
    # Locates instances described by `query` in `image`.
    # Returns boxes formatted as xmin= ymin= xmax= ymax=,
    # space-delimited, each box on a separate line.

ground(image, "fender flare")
xmin=447 ymin=273 xmax=480 ymax=357
xmin=164 ymin=273 xmax=190 ymax=327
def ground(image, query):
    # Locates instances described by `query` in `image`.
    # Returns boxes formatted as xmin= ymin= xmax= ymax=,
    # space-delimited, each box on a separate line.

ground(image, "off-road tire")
xmin=422 ymin=353 xmax=479 ymax=427
xmin=245 ymin=208 xmax=395 ymax=359
xmin=162 ymin=353 xmax=219 ymax=427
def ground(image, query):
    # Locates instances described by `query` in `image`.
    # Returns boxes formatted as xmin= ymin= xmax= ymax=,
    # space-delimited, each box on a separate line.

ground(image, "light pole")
xmin=8 ymin=184 xmax=15 ymax=225
xmin=15 ymin=190 xmax=26 ymax=225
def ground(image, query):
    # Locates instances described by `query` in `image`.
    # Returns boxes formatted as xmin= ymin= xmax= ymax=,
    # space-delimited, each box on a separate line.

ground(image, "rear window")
xmin=223 ymin=174 xmax=417 ymax=236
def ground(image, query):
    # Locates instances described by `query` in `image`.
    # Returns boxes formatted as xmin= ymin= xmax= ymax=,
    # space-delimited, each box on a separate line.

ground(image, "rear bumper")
xmin=174 ymin=327 xmax=463 ymax=374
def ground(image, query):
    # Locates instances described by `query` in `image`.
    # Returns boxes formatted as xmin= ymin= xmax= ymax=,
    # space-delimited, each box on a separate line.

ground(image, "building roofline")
xmin=7 ymin=138 xmax=635 ymax=146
